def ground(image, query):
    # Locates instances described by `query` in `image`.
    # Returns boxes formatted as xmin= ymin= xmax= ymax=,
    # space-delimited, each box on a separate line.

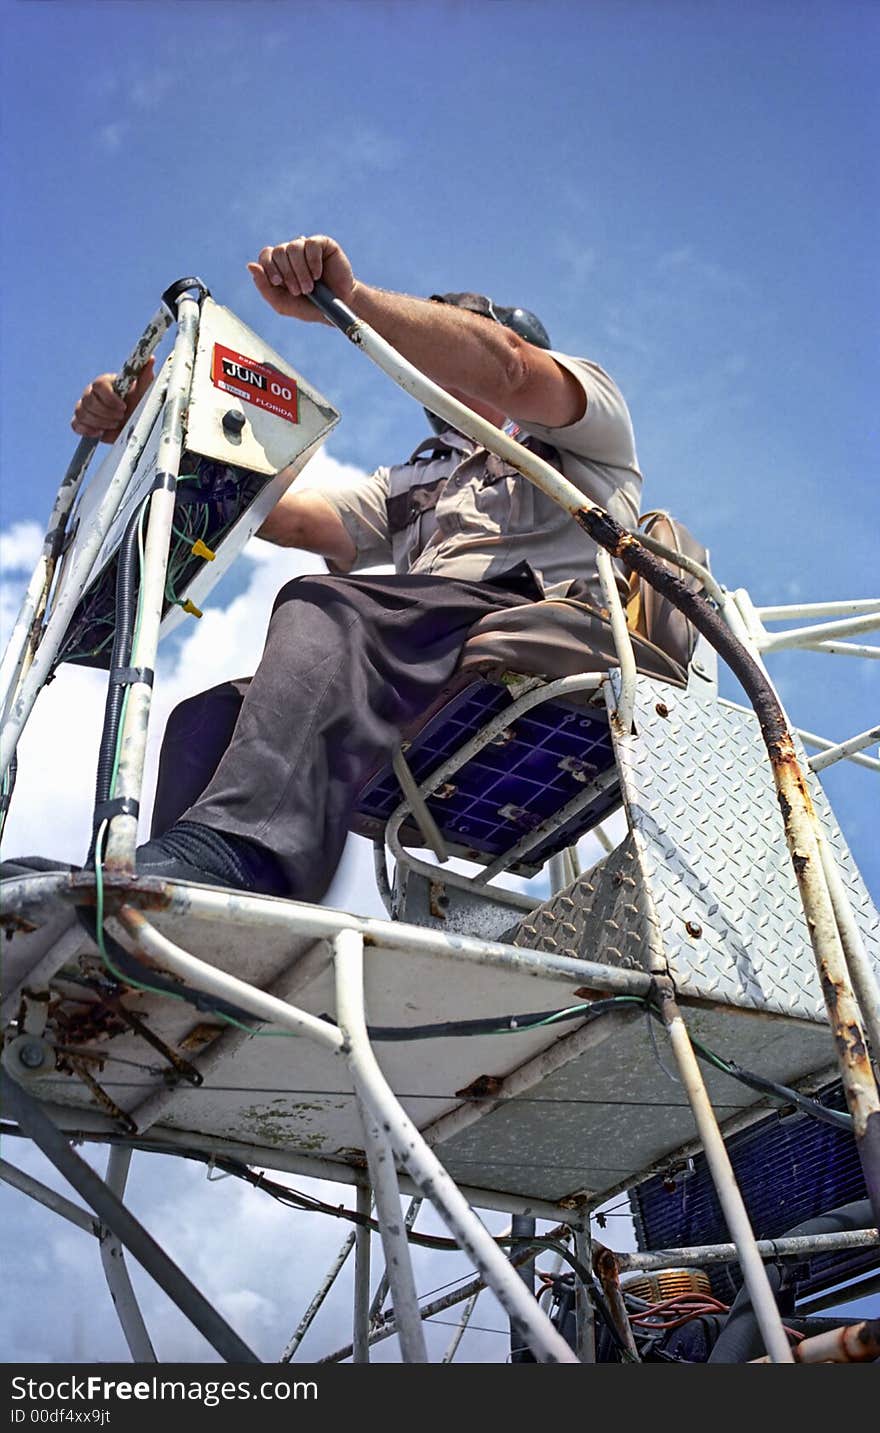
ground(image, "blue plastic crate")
xmin=357 ymin=678 xmax=618 ymax=867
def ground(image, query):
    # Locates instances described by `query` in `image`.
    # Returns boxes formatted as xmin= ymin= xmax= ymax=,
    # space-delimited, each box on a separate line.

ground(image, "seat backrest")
xmin=625 ymin=511 xmax=709 ymax=674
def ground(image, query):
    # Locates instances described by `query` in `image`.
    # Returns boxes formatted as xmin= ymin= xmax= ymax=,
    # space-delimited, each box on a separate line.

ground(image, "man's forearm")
xmin=348 ymin=283 xmax=527 ymax=408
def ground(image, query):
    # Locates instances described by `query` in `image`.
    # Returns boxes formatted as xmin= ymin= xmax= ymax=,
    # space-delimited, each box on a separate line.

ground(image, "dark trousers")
xmin=151 ymin=568 xmax=540 ymax=902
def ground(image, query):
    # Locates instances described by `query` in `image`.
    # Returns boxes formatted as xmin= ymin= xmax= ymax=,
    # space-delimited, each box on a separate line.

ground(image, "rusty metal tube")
xmin=612 ymin=1226 xmax=879 ymax=1272
xmin=593 ymin=1245 xmax=640 ymax=1361
xmin=751 ymin=1318 xmax=880 ymax=1364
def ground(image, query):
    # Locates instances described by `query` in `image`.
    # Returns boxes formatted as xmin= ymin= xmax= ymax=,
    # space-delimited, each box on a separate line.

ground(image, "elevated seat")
xmin=353 ymin=513 xmax=711 ymax=871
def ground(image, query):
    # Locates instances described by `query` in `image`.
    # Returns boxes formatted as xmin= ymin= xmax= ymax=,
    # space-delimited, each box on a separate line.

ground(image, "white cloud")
xmin=96 ymin=122 xmax=127 ymax=154
xmin=0 ymin=519 xmax=43 ymax=573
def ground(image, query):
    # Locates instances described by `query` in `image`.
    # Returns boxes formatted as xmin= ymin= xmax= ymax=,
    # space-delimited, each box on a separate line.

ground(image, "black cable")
xmin=0 ymin=751 xmax=17 ymax=841
xmin=346 ymin=997 xmax=632 ymax=1041
xmin=641 ymin=1005 xmax=855 ymax=1133
xmin=74 ymin=907 xmax=262 ymax=1026
xmin=721 ymin=1060 xmax=854 ymax=1132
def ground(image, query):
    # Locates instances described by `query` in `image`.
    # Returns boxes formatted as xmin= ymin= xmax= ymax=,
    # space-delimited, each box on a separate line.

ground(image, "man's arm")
xmin=248 ymin=235 xmax=585 ymax=429
xmin=254 ymin=487 xmax=356 ymax=567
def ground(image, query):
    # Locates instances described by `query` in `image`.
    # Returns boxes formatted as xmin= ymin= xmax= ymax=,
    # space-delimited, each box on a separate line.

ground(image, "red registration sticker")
xmin=210 ymin=343 xmax=298 ymax=423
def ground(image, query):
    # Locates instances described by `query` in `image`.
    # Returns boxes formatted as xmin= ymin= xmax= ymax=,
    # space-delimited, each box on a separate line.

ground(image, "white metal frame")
xmin=2 ymin=286 xmax=878 ymax=1365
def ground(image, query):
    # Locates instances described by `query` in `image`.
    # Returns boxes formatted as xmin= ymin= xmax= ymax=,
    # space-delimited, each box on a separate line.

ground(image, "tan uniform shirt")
xmin=320 ymin=352 xmax=642 ymax=604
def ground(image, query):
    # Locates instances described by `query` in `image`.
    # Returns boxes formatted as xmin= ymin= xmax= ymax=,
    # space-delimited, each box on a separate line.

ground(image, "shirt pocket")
xmin=473 ymin=458 xmax=535 ymax=534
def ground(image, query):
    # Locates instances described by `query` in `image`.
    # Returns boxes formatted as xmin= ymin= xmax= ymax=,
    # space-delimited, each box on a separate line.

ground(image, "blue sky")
xmin=1 ymin=0 xmax=878 ymax=1364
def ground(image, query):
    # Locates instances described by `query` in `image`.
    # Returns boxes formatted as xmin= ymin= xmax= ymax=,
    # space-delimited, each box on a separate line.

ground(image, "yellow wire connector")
xmin=181 ymin=599 xmax=203 ymax=619
xmin=191 ymin=539 xmax=216 ymax=561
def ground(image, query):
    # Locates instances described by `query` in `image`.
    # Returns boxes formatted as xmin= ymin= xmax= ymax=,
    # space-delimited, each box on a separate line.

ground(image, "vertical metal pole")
xmin=280 ymin=1229 xmax=357 ymax=1362
xmin=104 ymin=295 xmax=200 ymax=870
xmin=369 ymin=1197 xmax=422 ymax=1327
xmin=716 ymin=609 xmax=880 ymax=1218
xmin=357 ymin=1110 xmax=428 ymax=1362
xmin=656 ymin=989 xmax=795 ymax=1362
xmin=547 ymin=853 xmax=569 ymax=893
xmin=441 ymin=1292 xmax=480 ymax=1363
xmin=330 ymin=929 xmax=577 ymax=1363
xmin=573 ymin=1225 xmax=596 ymax=1363
xmin=337 ymin=946 xmax=427 ymax=1362
xmin=353 ymin=1184 xmax=372 ymax=1364
xmin=99 ymin=1149 xmax=157 ymax=1362
xmin=595 ymin=546 xmax=636 ymax=733
xmin=509 ymin=1215 xmax=536 ymax=1362
xmin=816 ymin=831 xmax=880 ymax=1062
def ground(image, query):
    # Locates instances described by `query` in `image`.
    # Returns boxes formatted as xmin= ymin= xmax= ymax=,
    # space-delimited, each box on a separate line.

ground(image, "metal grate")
xmin=357 ymin=678 xmax=618 ymax=863
xmin=631 ymin=1083 xmax=876 ymax=1302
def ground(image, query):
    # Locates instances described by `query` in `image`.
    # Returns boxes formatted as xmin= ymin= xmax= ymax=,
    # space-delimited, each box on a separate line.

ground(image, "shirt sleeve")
xmin=518 ymin=352 xmax=641 ymax=473
xmin=313 ymin=465 xmax=394 ymax=573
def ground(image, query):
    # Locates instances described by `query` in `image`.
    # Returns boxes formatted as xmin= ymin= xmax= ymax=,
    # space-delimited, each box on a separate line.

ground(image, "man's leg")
xmin=142 ymin=571 xmax=536 ymax=900
xmin=150 ymin=679 xmax=250 ymax=837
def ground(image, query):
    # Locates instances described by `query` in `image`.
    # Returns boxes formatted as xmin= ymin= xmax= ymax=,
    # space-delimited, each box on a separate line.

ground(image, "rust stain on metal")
xmin=2 ymin=913 xmax=38 ymax=935
xmin=777 ymin=790 xmax=792 ymax=821
xmin=792 ymin=850 xmax=809 ymax=876
xmin=102 ymin=999 xmax=203 ymax=1085
xmin=455 ymin=1074 xmax=504 ymax=1100
xmin=593 ymin=1243 xmax=640 ymax=1359
xmin=429 ymin=881 xmax=449 ymax=921
xmin=179 ymin=1022 xmax=223 ymax=1051
xmin=655 ymin=702 xmax=670 ymax=719
xmin=67 ymin=1056 xmax=138 ymax=1133
xmin=843 ymin=1022 xmax=868 ymax=1062
xmin=54 ymin=1001 xmax=129 ymax=1046
xmin=685 ymin=920 xmax=703 ymax=938
xmin=755 ymin=1317 xmax=880 ymax=1364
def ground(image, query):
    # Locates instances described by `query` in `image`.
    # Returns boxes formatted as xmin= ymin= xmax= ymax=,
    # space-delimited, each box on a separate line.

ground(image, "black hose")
xmin=88 ymin=508 xmax=142 ymax=860
xmin=0 ymin=751 xmax=18 ymax=840
xmin=708 ymin=1199 xmax=873 ymax=1363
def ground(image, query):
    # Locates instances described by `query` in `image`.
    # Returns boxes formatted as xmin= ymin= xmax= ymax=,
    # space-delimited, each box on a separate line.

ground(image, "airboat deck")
xmin=3 ymin=676 xmax=875 ymax=1216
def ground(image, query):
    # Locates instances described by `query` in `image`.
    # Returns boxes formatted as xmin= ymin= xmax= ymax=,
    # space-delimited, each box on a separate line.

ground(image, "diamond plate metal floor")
xmin=507 ymin=677 xmax=880 ymax=1023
